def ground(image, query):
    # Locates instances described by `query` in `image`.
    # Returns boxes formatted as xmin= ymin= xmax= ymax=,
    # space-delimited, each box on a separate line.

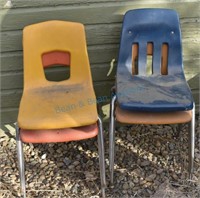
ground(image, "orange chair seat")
xmin=116 ymin=106 xmax=192 ymax=124
xmin=20 ymin=123 xmax=98 ymax=143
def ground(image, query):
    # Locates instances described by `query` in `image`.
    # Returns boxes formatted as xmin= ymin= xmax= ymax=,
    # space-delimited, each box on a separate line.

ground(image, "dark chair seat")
xmin=117 ymin=74 xmax=194 ymax=112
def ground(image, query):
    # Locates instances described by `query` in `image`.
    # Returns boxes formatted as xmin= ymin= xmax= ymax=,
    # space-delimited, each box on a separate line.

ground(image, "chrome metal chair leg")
xmin=109 ymin=95 xmax=116 ymax=185
xmin=188 ymin=104 xmax=195 ymax=179
xmin=16 ymin=123 xmax=26 ymax=198
xmin=97 ymin=116 xmax=106 ymax=198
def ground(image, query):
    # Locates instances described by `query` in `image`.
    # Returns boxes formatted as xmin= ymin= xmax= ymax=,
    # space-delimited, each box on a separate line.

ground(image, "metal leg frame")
xmin=16 ymin=123 xmax=26 ymax=198
xmin=109 ymin=94 xmax=116 ymax=185
xmin=97 ymin=116 xmax=106 ymax=198
xmin=188 ymin=104 xmax=195 ymax=179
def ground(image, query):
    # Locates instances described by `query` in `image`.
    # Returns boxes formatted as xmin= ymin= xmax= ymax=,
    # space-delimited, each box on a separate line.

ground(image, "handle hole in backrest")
xmin=42 ymin=51 xmax=70 ymax=81
xmin=132 ymin=43 xmax=138 ymax=75
xmin=161 ymin=43 xmax=168 ymax=75
xmin=146 ymin=42 xmax=153 ymax=75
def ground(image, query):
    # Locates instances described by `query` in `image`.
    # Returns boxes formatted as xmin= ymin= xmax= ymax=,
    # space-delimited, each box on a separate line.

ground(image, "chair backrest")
xmin=23 ymin=21 xmax=93 ymax=89
xmin=117 ymin=9 xmax=184 ymax=77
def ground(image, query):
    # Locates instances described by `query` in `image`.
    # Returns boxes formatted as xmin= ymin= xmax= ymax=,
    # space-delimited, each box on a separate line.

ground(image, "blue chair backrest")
xmin=117 ymin=9 xmax=183 ymax=76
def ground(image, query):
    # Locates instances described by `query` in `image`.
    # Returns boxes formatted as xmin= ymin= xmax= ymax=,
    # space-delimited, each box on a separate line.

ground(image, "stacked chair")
xmin=16 ymin=21 xmax=106 ymax=198
xmin=109 ymin=9 xmax=195 ymax=184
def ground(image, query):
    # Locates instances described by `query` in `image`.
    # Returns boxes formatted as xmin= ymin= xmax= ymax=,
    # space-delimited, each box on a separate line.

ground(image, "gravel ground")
xmin=0 ymin=116 xmax=199 ymax=198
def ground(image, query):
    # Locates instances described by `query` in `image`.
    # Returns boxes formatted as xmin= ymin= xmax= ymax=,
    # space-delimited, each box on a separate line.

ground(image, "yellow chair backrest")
xmin=18 ymin=21 xmax=98 ymax=129
xmin=23 ymin=20 xmax=92 ymax=89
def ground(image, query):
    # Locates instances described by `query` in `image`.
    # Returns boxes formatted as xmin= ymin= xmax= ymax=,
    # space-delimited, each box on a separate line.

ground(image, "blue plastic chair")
xmin=109 ymin=9 xmax=195 ymax=184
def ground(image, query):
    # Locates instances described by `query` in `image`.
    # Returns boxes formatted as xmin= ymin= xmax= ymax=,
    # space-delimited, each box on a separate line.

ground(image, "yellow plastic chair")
xmin=16 ymin=21 xmax=106 ymax=197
